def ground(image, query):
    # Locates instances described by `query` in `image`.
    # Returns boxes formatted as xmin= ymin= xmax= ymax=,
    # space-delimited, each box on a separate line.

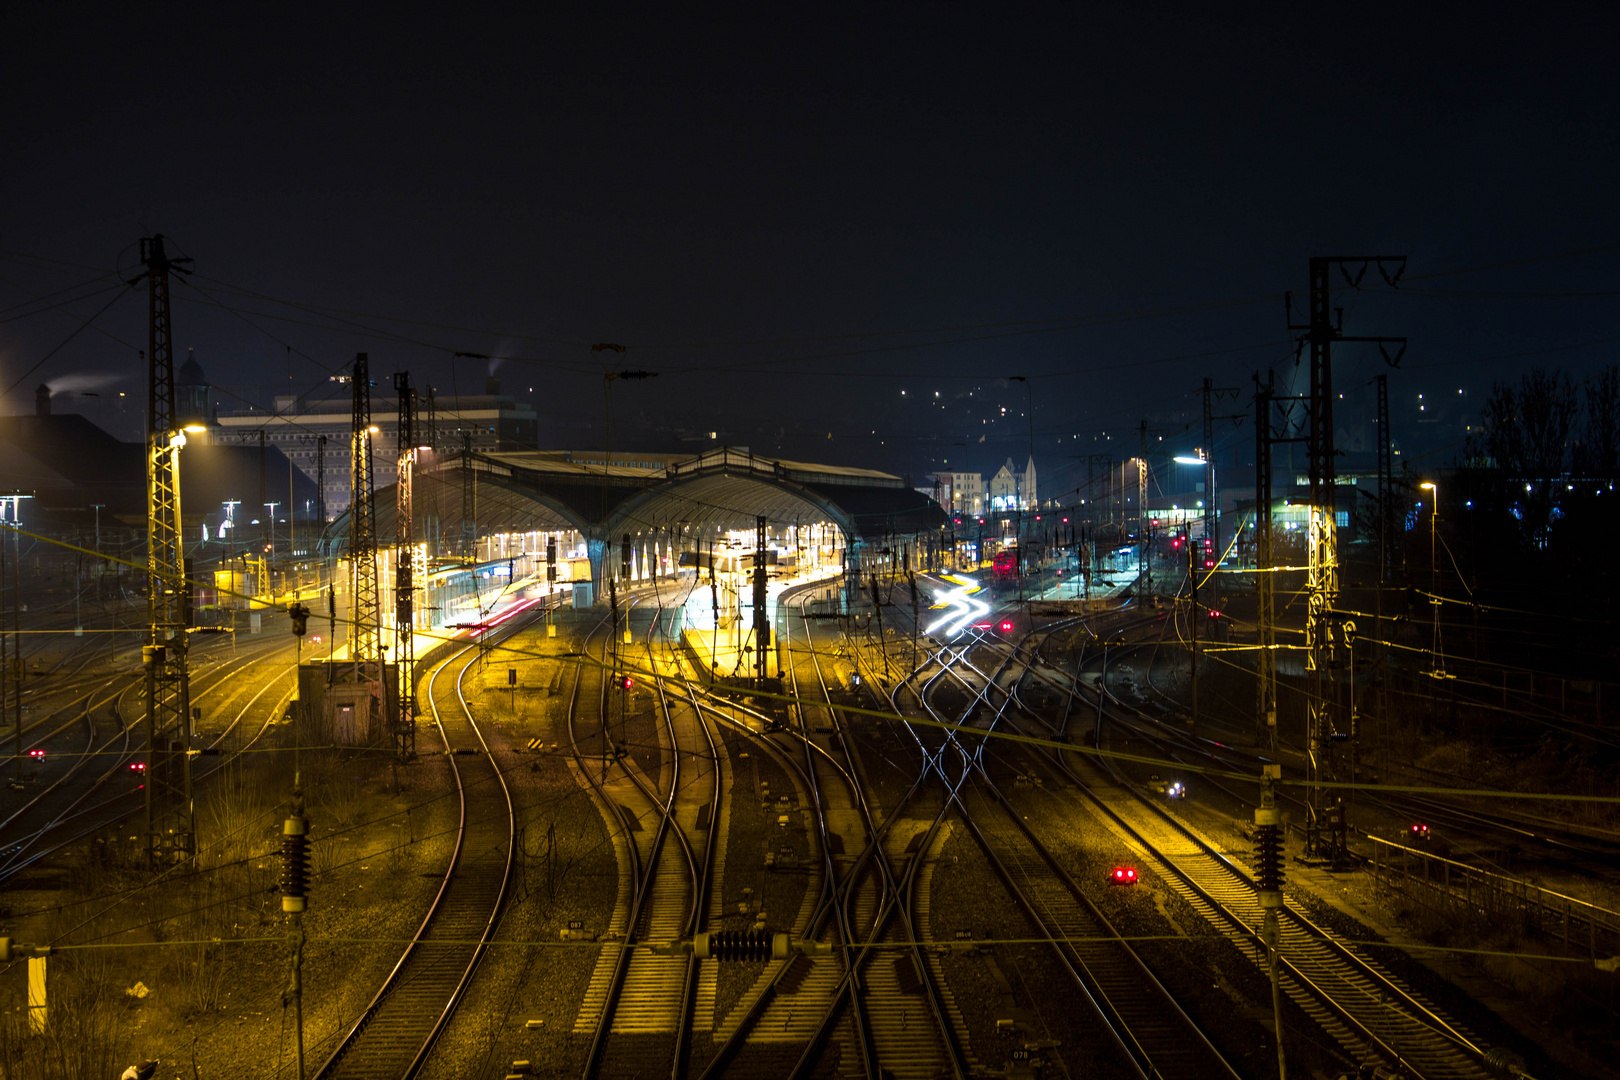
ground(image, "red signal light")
xmin=1209 ymin=610 xmax=1221 ymax=619
xmin=28 ymin=748 xmax=45 ymax=760
xmin=1111 ymin=866 xmax=1138 ymax=884
xmin=1410 ymin=823 xmax=1429 ymax=840
xmin=130 ymin=762 xmax=146 ymax=771
xmin=999 ymin=620 xmax=1014 ymax=633
xmin=620 ymin=676 xmax=634 ymax=690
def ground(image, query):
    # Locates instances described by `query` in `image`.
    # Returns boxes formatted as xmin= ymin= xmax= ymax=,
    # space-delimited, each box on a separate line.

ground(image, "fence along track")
xmin=313 ymin=625 xmax=520 ymax=1080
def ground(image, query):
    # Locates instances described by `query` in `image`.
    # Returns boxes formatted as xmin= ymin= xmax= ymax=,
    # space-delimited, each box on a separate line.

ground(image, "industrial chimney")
xmin=35 ymin=384 xmax=51 ymax=416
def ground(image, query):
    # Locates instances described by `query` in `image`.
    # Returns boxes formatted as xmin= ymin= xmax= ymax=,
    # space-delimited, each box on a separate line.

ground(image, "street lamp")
xmin=264 ymin=501 xmax=281 ymax=569
xmin=1174 ymin=454 xmax=1215 ymax=731
xmin=1173 ymin=451 xmax=1218 ymax=554
xmin=1420 ymin=482 xmax=1444 ymax=676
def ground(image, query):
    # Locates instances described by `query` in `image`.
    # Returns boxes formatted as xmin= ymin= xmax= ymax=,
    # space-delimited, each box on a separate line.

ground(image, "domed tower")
xmin=177 ymin=348 xmax=214 ymax=430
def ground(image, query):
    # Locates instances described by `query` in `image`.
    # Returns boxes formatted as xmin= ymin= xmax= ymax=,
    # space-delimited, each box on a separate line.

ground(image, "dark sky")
xmin=3 ymin=4 xmax=1617 ymax=495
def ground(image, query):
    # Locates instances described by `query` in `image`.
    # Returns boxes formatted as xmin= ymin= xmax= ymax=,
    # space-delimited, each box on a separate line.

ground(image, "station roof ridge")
xmin=329 ymin=444 xmax=942 ymax=549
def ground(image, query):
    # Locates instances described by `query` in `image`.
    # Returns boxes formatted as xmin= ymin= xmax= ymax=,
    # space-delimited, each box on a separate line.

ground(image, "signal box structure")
xmin=296 ymin=661 xmax=400 ymax=746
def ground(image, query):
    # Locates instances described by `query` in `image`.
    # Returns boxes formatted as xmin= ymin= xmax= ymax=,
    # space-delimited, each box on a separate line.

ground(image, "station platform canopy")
xmin=326 ymin=446 xmax=945 ymax=550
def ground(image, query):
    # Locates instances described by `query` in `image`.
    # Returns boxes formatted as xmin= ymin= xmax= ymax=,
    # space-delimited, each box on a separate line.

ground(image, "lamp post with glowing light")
xmin=1420 ymin=482 xmax=1443 ymax=676
xmin=1175 ymin=454 xmax=1212 ymax=731
xmin=264 ymin=503 xmax=281 ymax=596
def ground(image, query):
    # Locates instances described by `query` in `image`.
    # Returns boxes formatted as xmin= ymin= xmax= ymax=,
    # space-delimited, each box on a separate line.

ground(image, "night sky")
xmin=3 ymin=5 xmax=1617 ymax=495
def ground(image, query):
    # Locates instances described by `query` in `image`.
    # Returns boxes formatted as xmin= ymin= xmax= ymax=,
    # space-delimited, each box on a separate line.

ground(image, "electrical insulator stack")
xmin=1254 ymin=804 xmax=1284 ymax=910
xmin=281 ymin=813 xmax=310 ymax=913
xmin=1253 ymin=762 xmax=1285 ymax=908
xmin=694 ymin=929 xmax=789 ymax=962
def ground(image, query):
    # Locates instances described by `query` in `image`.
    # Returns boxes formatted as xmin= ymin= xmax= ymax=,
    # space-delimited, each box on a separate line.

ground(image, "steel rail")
xmin=312 ymin=602 xmax=535 ymax=1079
xmin=0 ymin=636 xmax=298 ymax=880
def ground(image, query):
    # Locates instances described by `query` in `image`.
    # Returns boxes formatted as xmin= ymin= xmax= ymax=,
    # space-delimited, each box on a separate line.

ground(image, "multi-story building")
xmin=205 ymin=373 xmax=538 ymax=519
xmin=987 ymin=456 xmax=1037 ymax=511
xmin=948 ymin=471 xmax=984 ymax=515
xmin=989 ymin=458 xmax=1018 ymax=510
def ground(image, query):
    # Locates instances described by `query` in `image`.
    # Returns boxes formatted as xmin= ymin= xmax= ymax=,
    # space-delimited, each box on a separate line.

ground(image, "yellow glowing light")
xmin=183 ymin=424 xmax=207 ymax=433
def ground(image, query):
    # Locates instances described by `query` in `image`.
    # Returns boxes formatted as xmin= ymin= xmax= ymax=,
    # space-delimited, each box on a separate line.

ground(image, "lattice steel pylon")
xmin=135 ymin=235 xmax=195 ymax=867
xmin=1287 ymin=255 xmax=1406 ymax=856
xmin=1254 ymin=370 xmax=1277 ymax=751
xmin=349 ymin=354 xmax=384 ymax=732
xmin=392 ymin=372 xmax=418 ymax=761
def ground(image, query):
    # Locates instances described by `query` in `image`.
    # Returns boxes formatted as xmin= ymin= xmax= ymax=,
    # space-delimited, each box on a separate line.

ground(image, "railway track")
xmin=900 ymin=608 xmax=1244 ymax=1079
xmin=945 ymin=608 xmax=1506 ymax=1079
xmin=573 ymin=592 xmax=720 ymax=1076
xmin=0 ymin=629 xmax=298 ymax=881
xmin=312 ymin=608 xmax=528 ymax=1079
xmin=443 ymin=562 xmax=1553 ymax=1079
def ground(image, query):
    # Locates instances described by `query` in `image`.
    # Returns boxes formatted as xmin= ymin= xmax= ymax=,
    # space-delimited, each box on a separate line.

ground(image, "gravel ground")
xmin=707 ymin=722 xmax=811 ymax=1034
xmin=419 ymin=621 xmax=625 ymax=1080
xmin=1092 ymin=706 xmax=1610 ymax=1080
xmin=930 ymin=822 xmax=1136 ymax=1079
xmin=0 ymin=735 xmax=460 ymax=1080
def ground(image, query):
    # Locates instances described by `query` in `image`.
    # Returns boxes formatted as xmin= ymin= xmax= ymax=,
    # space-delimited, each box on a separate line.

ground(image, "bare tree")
xmin=1578 ymin=364 xmax=1620 ymax=477
xmin=1480 ymin=367 xmax=1577 ymax=546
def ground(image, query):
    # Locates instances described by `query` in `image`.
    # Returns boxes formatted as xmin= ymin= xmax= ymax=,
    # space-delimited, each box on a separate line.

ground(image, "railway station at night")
xmin=2 ymin=9 xmax=1617 ymax=1080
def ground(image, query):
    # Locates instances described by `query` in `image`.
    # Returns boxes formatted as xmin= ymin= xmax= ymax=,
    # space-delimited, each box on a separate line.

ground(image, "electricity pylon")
xmin=392 ymin=371 xmax=418 ymax=761
xmin=133 ymin=234 xmax=195 ymax=867
xmin=349 ymin=354 xmax=384 ymax=735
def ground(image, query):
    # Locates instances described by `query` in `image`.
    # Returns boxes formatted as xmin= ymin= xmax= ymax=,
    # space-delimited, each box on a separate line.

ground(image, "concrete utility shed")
xmin=325 ymin=447 xmax=946 ymax=595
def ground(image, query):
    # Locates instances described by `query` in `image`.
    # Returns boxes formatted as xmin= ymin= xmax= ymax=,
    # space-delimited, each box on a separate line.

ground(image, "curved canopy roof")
xmin=325 ymin=447 xmax=944 ymax=547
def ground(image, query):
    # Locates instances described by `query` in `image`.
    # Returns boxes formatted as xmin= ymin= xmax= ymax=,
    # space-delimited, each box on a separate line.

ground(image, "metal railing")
xmin=1367 ymin=834 xmax=1620 ymax=959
